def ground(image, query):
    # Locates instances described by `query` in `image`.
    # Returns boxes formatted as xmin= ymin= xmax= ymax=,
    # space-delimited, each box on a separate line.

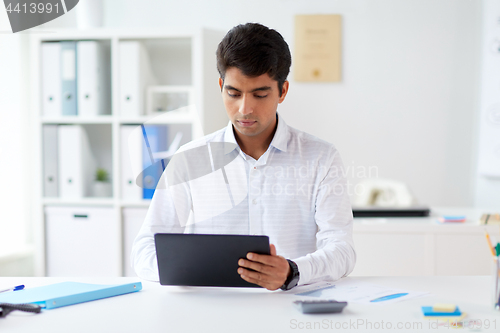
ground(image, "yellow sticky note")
xmin=433 ymin=303 xmax=457 ymax=312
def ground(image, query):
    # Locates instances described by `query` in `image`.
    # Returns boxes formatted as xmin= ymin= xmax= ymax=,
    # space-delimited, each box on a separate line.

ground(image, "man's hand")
xmin=237 ymin=244 xmax=291 ymax=290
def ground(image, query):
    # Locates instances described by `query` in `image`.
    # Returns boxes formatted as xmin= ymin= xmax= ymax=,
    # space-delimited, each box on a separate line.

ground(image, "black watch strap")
xmin=280 ymin=259 xmax=300 ymax=291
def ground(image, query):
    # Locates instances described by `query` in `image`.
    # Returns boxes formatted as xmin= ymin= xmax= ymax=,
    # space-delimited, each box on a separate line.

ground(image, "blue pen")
xmin=370 ymin=292 xmax=408 ymax=302
xmin=0 ymin=285 xmax=25 ymax=293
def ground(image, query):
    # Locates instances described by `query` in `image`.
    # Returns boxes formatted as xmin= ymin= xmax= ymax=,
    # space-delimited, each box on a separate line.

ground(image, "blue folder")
xmin=141 ymin=125 xmax=168 ymax=199
xmin=0 ymin=282 xmax=142 ymax=309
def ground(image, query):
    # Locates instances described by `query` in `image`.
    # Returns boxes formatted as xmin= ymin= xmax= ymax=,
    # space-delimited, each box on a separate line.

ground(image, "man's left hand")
xmin=237 ymin=244 xmax=291 ymax=290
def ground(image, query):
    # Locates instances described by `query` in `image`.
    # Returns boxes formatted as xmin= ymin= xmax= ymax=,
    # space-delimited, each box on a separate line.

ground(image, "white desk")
xmin=0 ymin=276 xmax=498 ymax=332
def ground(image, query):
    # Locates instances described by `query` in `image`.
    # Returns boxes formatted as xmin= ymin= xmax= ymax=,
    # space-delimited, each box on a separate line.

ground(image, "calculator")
xmin=293 ymin=300 xmax=348 ymax=314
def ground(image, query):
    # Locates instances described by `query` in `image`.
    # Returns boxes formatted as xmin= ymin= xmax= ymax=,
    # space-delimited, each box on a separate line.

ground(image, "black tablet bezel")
xmin=155 ymin=233 xmax=270 ymax=288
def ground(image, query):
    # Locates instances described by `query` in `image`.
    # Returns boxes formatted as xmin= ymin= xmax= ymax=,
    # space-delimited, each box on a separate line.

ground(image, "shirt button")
xmin=253 ymin=167 xmax=257 ymax=170
xmin=252 ymin=199 xmax=257 ymax=205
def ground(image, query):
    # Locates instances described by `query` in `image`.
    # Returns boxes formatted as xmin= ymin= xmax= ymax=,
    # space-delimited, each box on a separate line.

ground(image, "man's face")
xmin=219 ymin=67 xmax=288 ymax=142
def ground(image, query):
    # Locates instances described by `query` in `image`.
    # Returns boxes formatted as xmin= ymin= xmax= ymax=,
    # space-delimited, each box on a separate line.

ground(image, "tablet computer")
xmin=154 ymin=233 xmax=270 ymax=288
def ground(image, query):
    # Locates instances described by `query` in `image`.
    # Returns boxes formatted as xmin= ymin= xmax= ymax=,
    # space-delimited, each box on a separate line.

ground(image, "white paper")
xmin=293 ymin=279 xmax=429 ymax=305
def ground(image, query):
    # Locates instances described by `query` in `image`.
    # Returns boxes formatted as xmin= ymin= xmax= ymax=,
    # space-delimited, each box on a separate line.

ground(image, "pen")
xmin=0 ymin=285 xmax=25 ymax=293
xmin=370 ymin=293 xmax=408 ymax=302
xmin=485 ymin=231 xmax=497 ymax=257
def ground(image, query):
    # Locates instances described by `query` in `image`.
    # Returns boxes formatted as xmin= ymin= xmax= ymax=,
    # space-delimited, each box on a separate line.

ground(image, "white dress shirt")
xmin=131 ymin=113 xmax=356 ymax=285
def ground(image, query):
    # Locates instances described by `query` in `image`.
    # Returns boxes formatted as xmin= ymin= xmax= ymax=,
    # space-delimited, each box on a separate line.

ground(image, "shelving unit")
xmin=41 ymin=116 xmax=114 ymax=124
xmin=30 ymin=28 xmax=227 ymax=276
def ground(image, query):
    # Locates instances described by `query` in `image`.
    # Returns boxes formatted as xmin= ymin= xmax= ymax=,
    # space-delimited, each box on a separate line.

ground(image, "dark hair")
xmin=216 ymin=23 xmax=291 ymax=96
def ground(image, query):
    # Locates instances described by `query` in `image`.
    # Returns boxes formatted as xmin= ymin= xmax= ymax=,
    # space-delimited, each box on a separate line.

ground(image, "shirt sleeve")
xmin=293 ymin=148 xmax=356 ymax=285
xmin=130 ymin=173 xmax=190 ymax=281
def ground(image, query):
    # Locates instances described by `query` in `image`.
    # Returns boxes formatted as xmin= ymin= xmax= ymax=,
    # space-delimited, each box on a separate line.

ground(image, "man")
xmin=132 ymin=23 xmax=355 ymax=291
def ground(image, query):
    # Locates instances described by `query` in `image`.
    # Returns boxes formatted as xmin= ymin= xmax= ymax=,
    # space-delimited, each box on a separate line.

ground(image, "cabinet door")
xmin=45 ymin=206 xmax=120 ymax=277
xmin=351 ymin=233 xmax=430 ymax=276
xmin=435 ymin=234 xmax=491 ymax=275
xmin=122 ymin=208 xmax=148 ymax=277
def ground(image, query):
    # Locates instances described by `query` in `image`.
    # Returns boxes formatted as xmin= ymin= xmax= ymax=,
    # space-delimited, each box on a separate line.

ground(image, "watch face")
xmin=289 ymin=275 xmax=300 ymax=289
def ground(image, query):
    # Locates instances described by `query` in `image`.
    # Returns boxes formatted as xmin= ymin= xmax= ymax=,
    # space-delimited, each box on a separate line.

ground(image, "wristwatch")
xmin=280 ymin=259 xmax=300 ymax=290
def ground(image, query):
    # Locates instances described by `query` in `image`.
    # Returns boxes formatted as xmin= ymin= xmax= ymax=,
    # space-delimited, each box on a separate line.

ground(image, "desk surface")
xmin=0 ymin=276 xmax=498 ymax=333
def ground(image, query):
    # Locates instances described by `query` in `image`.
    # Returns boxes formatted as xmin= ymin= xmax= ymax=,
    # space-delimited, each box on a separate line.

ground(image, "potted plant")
xmin=93 ymin=168 xmax=112 ymax=197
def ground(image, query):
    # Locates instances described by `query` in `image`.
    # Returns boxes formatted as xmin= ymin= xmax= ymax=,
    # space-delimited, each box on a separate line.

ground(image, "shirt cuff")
xmin=293 ymin=256 xmax=312 ymax=286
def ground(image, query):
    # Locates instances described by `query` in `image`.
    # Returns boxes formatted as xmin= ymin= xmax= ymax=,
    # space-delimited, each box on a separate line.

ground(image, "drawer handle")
xmin=73 ymin=214 xmax=88 ymax=218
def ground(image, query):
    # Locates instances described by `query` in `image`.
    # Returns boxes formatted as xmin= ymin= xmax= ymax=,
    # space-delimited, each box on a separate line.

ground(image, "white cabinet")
xmin=45 ymin=207 xmax=120 ymax=277
xmin=352 ymin=233 xmax=430 ymax=276
xmin=351 ymin=208 xmax=500 ymax=276
xmin=434 ymin=234 xmax=491 ymax=276
xmin=122 ymin=208 xmax=149 ymax=277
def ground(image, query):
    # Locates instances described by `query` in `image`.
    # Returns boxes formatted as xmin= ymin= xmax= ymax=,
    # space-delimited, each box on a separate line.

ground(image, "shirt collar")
xmin=224 ymin=119 xmax=238 ymax=146
xmin=223 ymin=112 xmax=289 ymax=155
xmin=270 ymin=112 xmax=288 ymax=152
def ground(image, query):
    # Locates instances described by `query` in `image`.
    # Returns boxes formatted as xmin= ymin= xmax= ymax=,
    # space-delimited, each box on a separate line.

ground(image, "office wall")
xmin=474 ymin=0 xmax=500 ymax=208
xmin=0 ymin=10 xmax=31 ymax=253
xmin=102 ymin=0 xmax=482 ymax=207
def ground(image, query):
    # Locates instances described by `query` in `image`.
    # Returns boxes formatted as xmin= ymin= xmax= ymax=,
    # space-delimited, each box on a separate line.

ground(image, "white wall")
xmin=0 ymin=0 xmax=489 ymax=259
xmin=103 ymin=0 xmax=482 ymax=207
xmin=0 ymin=10 xmax=31 ymax=253
xmin=474 ymin=0 xmax=500 ymax=208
